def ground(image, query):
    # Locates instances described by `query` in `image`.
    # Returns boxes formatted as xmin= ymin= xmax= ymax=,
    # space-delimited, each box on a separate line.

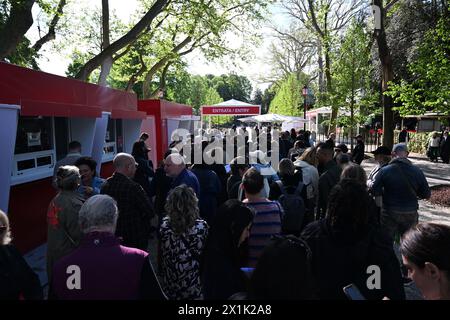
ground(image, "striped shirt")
xmin=245 ymin=201 xmax=283 ymax=267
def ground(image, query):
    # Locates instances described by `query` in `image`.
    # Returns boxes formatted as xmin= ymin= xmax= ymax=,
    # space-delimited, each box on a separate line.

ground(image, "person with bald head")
xmin=101 ymin=153 xmax=155 ymax=250
xmin=164 ymin=153 xmax=200 ymax=197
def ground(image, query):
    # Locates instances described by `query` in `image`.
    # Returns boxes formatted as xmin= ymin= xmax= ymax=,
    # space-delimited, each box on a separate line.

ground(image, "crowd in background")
xmin=1 ymin=126 xmax=450 ymax=301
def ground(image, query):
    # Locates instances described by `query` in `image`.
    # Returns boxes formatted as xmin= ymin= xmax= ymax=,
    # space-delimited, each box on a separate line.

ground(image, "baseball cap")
xmin=392 ymin=143 xmax=408 ymax=153
xmin=334 ymin=143 xmax=348 ymax=153
xmin=372 ymin=146 xmax=391 ymax=155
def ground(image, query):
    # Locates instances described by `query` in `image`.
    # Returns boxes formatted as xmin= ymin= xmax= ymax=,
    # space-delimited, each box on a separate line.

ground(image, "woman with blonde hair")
xmin=294 ymin=147 xmax=320 ymax=223
xmin=159 ymin=185 xmax=209 ymax=300
xmin=0 ymin=210 xmax=43 ymax=299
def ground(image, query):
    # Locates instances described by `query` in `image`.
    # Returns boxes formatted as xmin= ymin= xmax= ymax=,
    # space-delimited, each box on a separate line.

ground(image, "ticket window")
xmin=11 ymin=116 xmax=57 ymax=185
xmin=102 ymin=118 xmax=123 ymax=162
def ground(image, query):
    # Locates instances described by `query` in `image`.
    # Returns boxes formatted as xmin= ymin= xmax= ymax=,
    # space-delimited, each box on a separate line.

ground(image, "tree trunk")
xmin=32 ymin=0 xmax=67 ymax=53
xmin=374 ymin=0 xmax=395 ymax=149
xmin=142 ymin=36 xmax=192 ymax=98
xmin=317 ymin=43 xmax=324 ymax=92
xmin=325 ymin=47 xmax=336 ymax=134
xmin=75 ymin=0 xmax=169 ymax=81
xmin=98 ymin=0 xmax=112 ymax=86
xmin=0 ymin=0 xmax=36 ymax=60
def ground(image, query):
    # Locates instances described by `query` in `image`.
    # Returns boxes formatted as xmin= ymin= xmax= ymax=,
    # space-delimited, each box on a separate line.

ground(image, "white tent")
xmin=238 ymin=113 xmax=299 ymax=123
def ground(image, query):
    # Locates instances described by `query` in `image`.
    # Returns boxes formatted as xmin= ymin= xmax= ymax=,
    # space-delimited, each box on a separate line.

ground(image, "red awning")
xmin=20 ymin=100 xmax=102 ymax=118
xmin=111 ymin=109 xmax=147 ymax=119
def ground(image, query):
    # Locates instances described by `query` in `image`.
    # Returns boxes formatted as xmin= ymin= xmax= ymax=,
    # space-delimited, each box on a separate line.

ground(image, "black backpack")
xmin=276 ymin=180 xmax=306 ymax=236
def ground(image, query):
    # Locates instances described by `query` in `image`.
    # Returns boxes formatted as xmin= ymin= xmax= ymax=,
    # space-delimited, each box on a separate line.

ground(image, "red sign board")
xmin=201 ymin=105 xmax=261 ymax=115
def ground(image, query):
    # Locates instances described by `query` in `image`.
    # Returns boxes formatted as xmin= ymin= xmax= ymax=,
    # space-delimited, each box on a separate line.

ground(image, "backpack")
xmin=276 ymin=180 xmax=306 ymax=235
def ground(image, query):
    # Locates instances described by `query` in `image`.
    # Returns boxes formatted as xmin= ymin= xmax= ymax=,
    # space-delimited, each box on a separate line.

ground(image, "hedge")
xmin=394 ymin=130 xmax=438 ymax=154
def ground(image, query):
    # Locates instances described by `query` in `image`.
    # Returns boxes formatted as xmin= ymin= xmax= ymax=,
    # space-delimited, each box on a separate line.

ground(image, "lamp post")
xmin=302 ymin=85 xmax=308 ymax=131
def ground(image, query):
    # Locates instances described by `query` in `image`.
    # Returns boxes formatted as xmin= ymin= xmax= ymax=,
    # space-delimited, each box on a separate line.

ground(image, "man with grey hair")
xmin=101 ymin=153 xmax=154 ymax=250
xmin=51 ymin=195 xmax=166 ymax=300
xmin=164 ymin=153 xmax=200 ymax=196
xmin=372 ymin=143 xmax=431 ymax=244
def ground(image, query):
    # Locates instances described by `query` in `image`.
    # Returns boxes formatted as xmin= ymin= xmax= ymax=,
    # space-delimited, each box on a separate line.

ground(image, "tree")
xmin=332 ymin=19 xmax=376 ymax=149
xmin=269 ymin=72 xmax=310 ymax=116
xmin=74 ymin=0 xmax=170 ymax=81
xmin=0 ymin=0 xmax=36 ymax=60
xmin=386 ymin=15 xmax=450 ymax=116
xmin=252 ymin=89 xmax=263 ymax=105
xmin=282 ymin=0 xmax=365 ymax=132
xmin=213 ymin=74 xmax=253 ymax=102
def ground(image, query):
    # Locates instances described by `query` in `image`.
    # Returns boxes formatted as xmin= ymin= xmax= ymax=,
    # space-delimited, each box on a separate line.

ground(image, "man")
xmin=52 ymin=141 xmax=82 ymax=188
xmin=164 ymin=153 xmax=200 ymax=196
xmin=367 ymin=146 xmax=392 ymax=221
xmin=227 ymin=156 xmax=250 ymax=200
xmin=317 ymin=142 xmax=342 ymax=220
xmin=372 ymin=144 xmax=431 ymax=244
xmin=398 ymin=127 xmax=409 ymax=143
xmin=101 ymin=153 xmax=154 ymax=251
xmin=351 ymin=134 xmax=365 ymax=165
xmin=51 ymin=195 xmax=166 ymax=300
xmin=440 ymin=131 xmax=450 ymax=164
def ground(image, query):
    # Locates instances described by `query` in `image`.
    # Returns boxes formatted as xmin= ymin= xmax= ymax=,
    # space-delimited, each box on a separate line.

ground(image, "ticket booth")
xmin=138 ymin=99 xmax=194 ymax=163
xmin=0 ymin=62 xmax=144 ymax=254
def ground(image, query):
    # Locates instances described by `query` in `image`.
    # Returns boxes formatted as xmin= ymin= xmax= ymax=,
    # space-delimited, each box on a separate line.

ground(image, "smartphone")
xmin=343 ymin=284 xmax=366 ymax=300
xmin=225 ymin=164 xmax=231 ymax=174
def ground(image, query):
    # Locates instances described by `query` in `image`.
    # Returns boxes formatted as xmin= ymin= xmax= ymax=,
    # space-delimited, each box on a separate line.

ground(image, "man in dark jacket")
xmin=440 ymin=131 xmax=450 ymax=163
xmin=352 ymin=135 xmax=365 ymax=165
xmin=372 ymin=144 xmax=431 ymax=244
xmin=164 ymin=153 xmax=200 ymax=196
xmin=317 ymin=142 xmax=342 ymax=220
xmin=101 ymin=153 xmax=154 ymax=251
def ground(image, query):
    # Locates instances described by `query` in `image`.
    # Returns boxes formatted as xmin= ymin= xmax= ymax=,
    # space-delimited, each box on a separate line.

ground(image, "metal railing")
xmin=315 ymin=129 xmax=383 ymax=153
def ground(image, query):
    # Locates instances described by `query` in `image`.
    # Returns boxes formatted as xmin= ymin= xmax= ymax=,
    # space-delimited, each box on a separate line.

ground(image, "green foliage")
xmin=386 ymin=15 xmax=450 ymax=116
xmin=269 ymin=72 xmax=312 ymax=116
xmin=212 ymin=74 xmax=253 ymax=102
xmin=395 ymin=130 xmax=438 ymax=155
xmin=331 ymin=19 xmax=378 ymax=128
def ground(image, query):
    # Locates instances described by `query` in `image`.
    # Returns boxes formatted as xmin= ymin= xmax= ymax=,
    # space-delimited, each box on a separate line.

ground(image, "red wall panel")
xmin=8 ymin=178 xmax=56 ymax=254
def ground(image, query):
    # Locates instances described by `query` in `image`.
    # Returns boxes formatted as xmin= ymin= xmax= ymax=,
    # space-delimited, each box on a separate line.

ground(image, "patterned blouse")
xmin=159 ymin=217 xmax=209 ymax=300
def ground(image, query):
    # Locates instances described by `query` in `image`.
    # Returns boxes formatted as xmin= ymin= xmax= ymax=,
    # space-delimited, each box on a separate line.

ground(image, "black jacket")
xmin=0 ymin=245 xmax=43 ymax=300
xmin=352 ymin=142 xmax=365 ymax=165
xmin=301 ymin=220 xmax=405 ymax=300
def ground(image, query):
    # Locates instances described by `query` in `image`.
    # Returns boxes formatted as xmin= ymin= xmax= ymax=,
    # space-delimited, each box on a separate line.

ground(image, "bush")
xmin=394 ymin=130 xmax=437 ymax=155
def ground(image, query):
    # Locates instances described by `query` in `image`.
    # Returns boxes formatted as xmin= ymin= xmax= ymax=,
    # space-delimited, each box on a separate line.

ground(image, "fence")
xmin=315 ymin=129 xmax=383 ymax=153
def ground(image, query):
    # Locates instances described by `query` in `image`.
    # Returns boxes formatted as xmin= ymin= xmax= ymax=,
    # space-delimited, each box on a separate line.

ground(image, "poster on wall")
xmin=27 ymin=132 xmax=41 ymax=147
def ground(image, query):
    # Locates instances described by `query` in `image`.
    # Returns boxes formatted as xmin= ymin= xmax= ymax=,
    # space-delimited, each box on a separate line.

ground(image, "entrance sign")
xmin=201 ymin=106 xmax=260 ymax=115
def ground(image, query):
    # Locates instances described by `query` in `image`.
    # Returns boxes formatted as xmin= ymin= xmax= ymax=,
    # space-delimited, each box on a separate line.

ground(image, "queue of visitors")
xmin=2 ymin=125 xmax=449 ymax=301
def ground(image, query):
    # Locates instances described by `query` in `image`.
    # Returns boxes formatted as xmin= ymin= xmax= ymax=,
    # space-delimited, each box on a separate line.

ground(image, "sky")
xmin=25 ymin=0 xmax=289 ymax=93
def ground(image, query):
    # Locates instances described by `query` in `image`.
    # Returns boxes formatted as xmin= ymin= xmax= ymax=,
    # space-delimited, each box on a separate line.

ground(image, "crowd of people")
xmin=1 ymin=126 xmax=450 ymax=301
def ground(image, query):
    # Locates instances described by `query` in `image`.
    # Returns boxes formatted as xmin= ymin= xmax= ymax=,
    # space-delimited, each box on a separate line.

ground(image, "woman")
xmin=202 ymin=200 xmax=254 ymax=300
xmin=232 ymin=235 xmax=315 ymax=300
xmin=159 ymin=185 xmax=209 ymax=300
xmin=132 ymin=140 xmax=154 ymax=197
xmin=400 ymin=223 xmax=450 ymax=300
xmin=293 ymin=147 xmax=319 ymax=224
xmin=0 ymin=210 xmax=43 ymax=300
xmin=427 ymin=132 xmax=440 ymax=162
xmin=47 ymin=165 xmax=84 ymax=282
xmin=74 ymin=157 xmax=105 ymax=199
xmin=301 ymin=180 xmax=405 ymax=300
